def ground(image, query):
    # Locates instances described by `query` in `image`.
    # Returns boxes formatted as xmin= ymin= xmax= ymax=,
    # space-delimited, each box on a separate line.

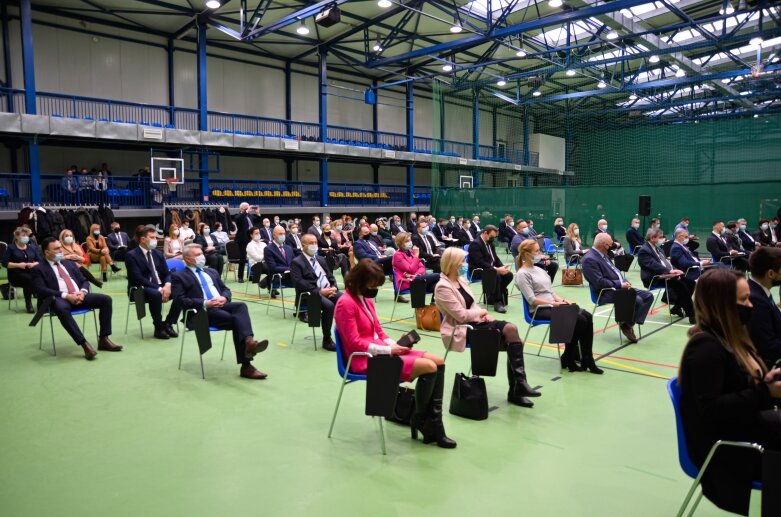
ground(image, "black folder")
xmin=613 ymin=288 xmax=637 ymax=325
xmin=365 ymin=355 xmax=402 ymax=417
xmin=305 ymin=292 xmax=322 ymax=328
xmin=550 ymin=304 xmax=579 ymax=344
xmin=28 ymin=296 xmax=54 ymax=327
xmin=481 ymin=267 xmax=497 ymax=297
xmin=133 ymin=287 xmax=146 ymax=321
xmin=468 ymin=328 xmax=501 ymax=377
xmin=192 ymin=309 xmax=213 ymax=355
xmin=409 ymin=278 xmax=427 ymax=308
xmin=614 ymin=254 xmax=634 ymax=272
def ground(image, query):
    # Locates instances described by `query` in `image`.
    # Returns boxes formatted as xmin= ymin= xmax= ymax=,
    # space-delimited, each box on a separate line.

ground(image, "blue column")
xmin=472 ymin=89 xmax=479 ymax=160
xmin=196 ymin=23 xmax=208 ymax=200
xmin=167 ymin=39 xmax=175 ymax=126
xmin=406 ymin=83 xmax=414 ymax=206
xmin=2 ymin=1 xmax=13 ymax=113
xmin=372 ymin=80 xmax=379 ymax=145
xmin=285 ymin=61 xmax=292 ymax=136
xmin=20 ymin=0 xmax=40 ymax=204
xmin=522 ymin=107 xmax=530 ymax=166
xmin=407 ymin=165 xmax=415 ymax=208
xmin=491 ymin=106 xmax=497 ymax=149
xmin=319 ymin=50 xmax=328 ymax=206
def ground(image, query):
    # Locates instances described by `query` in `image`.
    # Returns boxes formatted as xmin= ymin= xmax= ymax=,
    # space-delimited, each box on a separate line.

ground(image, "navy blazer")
xmin=171 ymin=267 xmax=231 ymax=311
xmin=706 ymin=233 xmax=731 ymax=262
xmin=32 ymin=260 xmax=88 ymax=304
xmin=670 ymin=242 xmax=702 ymax=279
xmin=469 ymin=222 xmax=481 ymax=236
xmin=737 ymin=230 xmax=757 ymax=252
xmin=499 ymin=224 xmax=518 ymax=244
xmin=125 ymin=246 xmax=171 ymax=290
xmin=285 ymin=233 xmax=304 ymax=257
xmin=626 ymin=227 xmax=644 ymax=252
xmin=232 ymin=212 xmax=261 ymax=242
xmin=2 ymin=242 xmax=43 ymax=267
xmin=432 ymin=224 xmax=450 ymax=241
xmin=259 ymin=226 xmax=274 ymax=244
xmin=353 ymin=238 xmax=382 ymax=261
xmin=290 ymin=253 xmax=337 ymax=295
xmin=467 ymin=236 xmax=503 ymax=273
xmin=636 ymin=242 xmax=673 ymax=287
xmin=264 ymin=243 xmax=294 ymax=273
xmin=106 ymin=231 xmax=131 ymax=252
xmin=748 ymin=280 xmax=781 ymax=368
xmin=193 ymin=233 xmax=224 ymax=254
xmin=581 ymin=249 xmax=624 ymax=299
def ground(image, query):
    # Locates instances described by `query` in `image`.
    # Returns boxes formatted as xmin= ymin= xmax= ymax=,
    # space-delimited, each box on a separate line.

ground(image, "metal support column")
xmin=2 ymin=1 xmax=13 ymax=112
xmin=167 ymin=39 xmax=175 ymax=126
xmin=319 ymin=50 xmax=329 ymax=206
xmin=372 ymin=164 xmax=380 ymax=185
xmin=406 ymin=83 xmax=414 ymax=207
xmin=491 ymin=106 xmax=497 ymax=149
xmin=285 ymin=158 xmax=294 ymax=182
xmin=564 ymin=111 xmax=573 ymax=187
xmin=196 ymin=23 xmax=209 ymax=200
xmin=372 ymin=79 xmax=379 ymax=145
xmin=285 ymin=61 xmax=292 ymax=136
xmin=20 ymin=0 xmax=40 ymax=204
xmin=472 ymin=88 xmax=480 ymax=160
xmin=522 ymin=107 xmax=530 ymax=166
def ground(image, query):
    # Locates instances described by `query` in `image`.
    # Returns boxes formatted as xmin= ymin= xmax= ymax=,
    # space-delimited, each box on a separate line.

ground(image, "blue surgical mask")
xmin=276 ymin=235 xmax=286 ymax=245
xmin=761 ymin=224 xmax=769 ymax=231
xmin=20 ymin=236 xmax=29 ymax=245
xmin=739 ymin=224 xmax=747 ymax=231
xmin=306 ymin=245 xmax=318 ymax=256
xmin=371 ymin=231 xmax=378 ymax=236
xmin=421 ymin=228 xmax=429 ymax=236
xmin=53 ymin=252 xmax=64 ymax=263
xmin=522 ymin=228 xmax=530 ymax=235
xmin=403 ymin=241 xmax=413 ymax=250
xmin=600 ymin=224 xmax=608 ymax=232
xmin=655 ymin=239 xmax=665 ymax=248
xmin=459 ymin=264 xmax=468 ymax=277
xmin=203 ymin=229 xmax=210 ymax=235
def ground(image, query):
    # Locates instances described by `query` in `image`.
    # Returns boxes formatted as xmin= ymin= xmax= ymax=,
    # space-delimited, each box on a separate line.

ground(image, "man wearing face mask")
xmin=284 ymin=223 xmax=304 ymax=257
xmin=308 ymin=216 xmax=323 ymax=238
xmin=412 ymin=220 xmax=442 ymax=272
xmin=499 ymin=215 xmax=517 ymax=245
xmin=126 ymin=226 xmax=181 ymax=339
xmin=263 ymin=226 xmax=295 ymax=297
xmin=470 ymin=216 xmax=481 ymax=236
xmin=722 ymin=221 xmax=750 ymax=272
xmin=260 ymin=218 xmax=274 ymax=244
xmin=510 ymin=220 xmax=558 ymax=282
xmin=637 ymin=228 xmax=696 ymax=323
xmin=171 ymin=244 xmax=269 ymax=380
xmin=468 ymin=225 xmax=512 ymax=313
xmin=406 ymin=212 xmax=418 ymax=234
xmin=272 ymin=216 xmax=286 ymax=230
xmin=32 ymin=237 xmax=122 ymax=360
xmin=582 ymin=233 xmax=654 ymax=343
xmin=451 ymin=219 xmax=475 ymax=247
xmin=593 ymin=219 xmax=623 ymax=256
xmin=232 ymin=202 xmax=261 ymax=283
xmin=736 ymin=218 xmax=758 ymax=252
xmin=106 ymin=223 xmax=131 ymax=262
xmin=290 ymin=234 xmax=342 ymax=351
xmin=433 ymin=217 xmax=458 ymax=247
xmin=626 ymin=218 xmax=644 ymax=254
xmin=747 ymin=247 xmax=781 ymax=367
xmin=353 ymin=225 xmax=394 ymax=277
xmin=670 ymin=228 xmax=713 ymax=281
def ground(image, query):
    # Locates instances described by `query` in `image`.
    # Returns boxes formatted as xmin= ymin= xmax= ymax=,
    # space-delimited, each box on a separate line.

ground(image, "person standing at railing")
xmin=60 ymin=167 xmax=79 ymax=203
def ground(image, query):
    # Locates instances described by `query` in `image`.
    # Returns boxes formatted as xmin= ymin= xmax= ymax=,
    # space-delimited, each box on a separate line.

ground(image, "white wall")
xmin=290 ymin=71 xmax=317 ymax=122
xmin=530 ymin=133 xmax=565 ymax=171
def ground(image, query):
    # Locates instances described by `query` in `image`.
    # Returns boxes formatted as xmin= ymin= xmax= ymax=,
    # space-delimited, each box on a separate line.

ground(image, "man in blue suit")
xmin=263 ymin=226 xmax=295 ymax=298
xmin=582 ymin=233 xmax=653 ymax=343
xmin=60 ymin=167 xmax=79 ymax=200
xmin=126 ymin=226 xmax=181 ymax=340
xmin=670 ymin=228 xmax=713 ymax=281
xmin=353 ymin=224 xmax=394 ymax=275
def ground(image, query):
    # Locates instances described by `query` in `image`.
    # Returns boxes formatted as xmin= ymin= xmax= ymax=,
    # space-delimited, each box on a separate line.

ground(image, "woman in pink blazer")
xmin=435 ymin=247 xmax=541 ymax=409
xmin=334 ymin=259 xmax=455 ymax=449
xmin=391 ymin=232 xmax=440 ymax=301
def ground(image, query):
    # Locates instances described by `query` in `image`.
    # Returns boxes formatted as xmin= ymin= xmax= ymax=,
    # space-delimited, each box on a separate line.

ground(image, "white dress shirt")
xmin=48 ymin=260 xmax=88 ymax=298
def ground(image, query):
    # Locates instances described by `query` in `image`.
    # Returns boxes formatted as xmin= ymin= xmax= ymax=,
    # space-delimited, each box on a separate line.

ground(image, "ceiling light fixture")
xmin=373 ymin=35 xmax=383 ymax=52
xmin=442 ymin=63 xmax=453 ymax=72
xmin=649 ymin=55 xmax=660 ymax=64
xmin=205 ymin=0 xmax=221 ymax=8
xmin=296 ymin=20 xmax=310 ymax=35
xmin=754 ymin=113 xmax=759 ymax=118
xmin=532 ymin=89 xmax=542 ymax=97
xmin=497 ymin=79 xmax=507 ymax=87
xmin=597 ymin=80 xmax=607 ymax=89
xmin=629 ymin=93 xmax=637 ymax=101
xmin=516 ymin=48 xmax=527 ymax=58
xmin=450 ymin=22 xmax=463 ymax=33
xmin=718 ymin=3 xmax=735 ymax=15
xmin=721 ymin=78 xmax=731 ymax=83
xmin=378 ymin=0 xmax=392 ymax=8
xmin=548 ymin=0 xmax=563 ymax=7
xmin=566 ymin=69 xmax=576 ymax=76
xmin=606 ymin=30 xmax=619 ymax=40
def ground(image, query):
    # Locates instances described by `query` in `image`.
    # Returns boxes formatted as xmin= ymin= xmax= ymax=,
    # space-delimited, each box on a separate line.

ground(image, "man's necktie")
xmin=57 ymin=263 xmax=78 ymax=294
xmin=368 ymin=241 xmax=381 ymax=257
xmin=423 ymin=235 xmax=432 ymax=254
xmin=279 ymin=245 xmax=286 ymax=260
xmin=312 ymin=257 xmax=328 ymax=289
xmin=118 ymin=233 xmax=123 ymax=246
xmin=147 ymin=251 xmax=161 ymax=285
xmin=196 ymin=269 xmax=214 ymax=300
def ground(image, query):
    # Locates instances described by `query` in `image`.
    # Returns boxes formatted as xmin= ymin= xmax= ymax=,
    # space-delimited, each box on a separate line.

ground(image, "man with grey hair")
xmin=582 ymin=233 xmax=653 ymax=342
xmin=593 ymin=218 xmax=623 ymax=256
xmin=737 ymin=218 xmax=758 ymax=252
xmin=172 ymin=244 xmax=269 ymax=379
xmin=637 ymin=228 xmax=696 ymax=323
xmin=670 ymin=227 xmax=712 ymax=281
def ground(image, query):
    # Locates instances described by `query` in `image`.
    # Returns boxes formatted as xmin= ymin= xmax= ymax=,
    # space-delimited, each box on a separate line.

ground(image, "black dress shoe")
xmin=298 ymin=312 xmax=308 ymax=323
xmin=111 ymin=264 xmax=121 ymax=273
xmin=238 ymin=278 xmax=245 ymax=284
xmin=154 ymin=328 xmax=170 ymax=340
xmin=322 ymin=339 xmax=336 ymax=352
xmin=259 ymin=278 xmax=268 ymax=289
xmin=493 ymin=303 xmax=507 ymax=314
xmin=271 ymin=289 xmax=280 ymax=299
xmin=670 ymin=306 xmax=684 ymax=317
xmin=165 ymin=324 xmax=179 ymax=338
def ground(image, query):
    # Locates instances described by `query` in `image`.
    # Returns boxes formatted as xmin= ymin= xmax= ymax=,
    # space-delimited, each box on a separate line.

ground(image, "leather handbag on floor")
xmin=415 ymin=304 xmax=441 ymax=331
xmin=562 ymin=267 xmax=583 ymax=286
xmin=385 ymin=386 xmax=415 ymax=426
xmin=449 ymin=372 xmax=488 ymax=420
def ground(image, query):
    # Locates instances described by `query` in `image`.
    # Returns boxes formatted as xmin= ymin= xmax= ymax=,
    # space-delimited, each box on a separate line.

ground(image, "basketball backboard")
xmin=151 ymin=157 xmax=185 ymax=185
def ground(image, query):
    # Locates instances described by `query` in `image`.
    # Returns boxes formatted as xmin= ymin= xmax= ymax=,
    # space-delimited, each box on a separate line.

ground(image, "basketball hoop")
xmin=165 ymin=177 xmax=179 ymax=192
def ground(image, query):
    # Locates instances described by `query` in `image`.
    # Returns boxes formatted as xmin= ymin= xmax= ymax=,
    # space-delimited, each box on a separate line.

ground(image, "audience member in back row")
xmin=709 ymin=220 xmax=749 ymax=272
xmin=330 ymin=219 xmax=352 ymax=259
xmin=736 ymin=218 xmax=758 ymax=252
xmin=318 ymin=224 xmax=349 ymax=277
xmin=194 ymin=222 xmax=225 ymax=277
xmin=246 ymin=227 xmax=267 ymax=287
xmin=59 ymin=229 xmax=103 ymax=289
xmin=285 ymin=222 xmax=304 ymax=257
xmin=435 ymin=247 xmax=541 ymax=407
xmin=562 ymin=222 xmax=589 ymax=265
xmin=3 ymin=226 xmax=42 ymax=313
xmin=264 ymin=226 xmax=295 ymax=298
xmin=211 ymin=222 xmax=230 ymax=247
xmin=164 ymin=224 xmax=183 ymax=259
xmin=450 ymin=218 xmax=475 ymax=246
xmin=468 ymin=225 xmax=512 ymax=314
xmin=498 ymin=214 xmax=516 ymax=244
xmin=172 ymin=244 xmax=269 ymax=380
xmin=433 ymin=217 xmax=458 ymax=247
xmin=509 ymin=220 xmax=559 ymax=282
xmin=353 ymin=224 xmax=394 ymax=277
xmin=582 ymin=233 xmax=653 ymax=343
xmin=593 ymin=218 xmax=624 ymax=256
xmin=392 ymin=232 xmax=440 ymax=304
xmin=637 ymin=228 xmax=696 ymax=324
xmin=233 ymin=202 xmax=261 ymax=283
xmin=412 ymin=220 xmax=442 ymax=273
xmin=673 ymin=216 xmax=700 ymax=253
xmin=669 ymin=228 xmax=711 ymax=281
xmin=33 ymin=237 xmax=122 ymax=360
xmin=755 ymin=219 xmax=775 ymax=247
xmin=106 ymin=222 xmax=130 ymax=262
xmin=86 ymin=223 xmax=121 ymax=282
xmin=553 ymin=217 xmax=566 ymax=242
xmin=515 ymin=240 xmax=602 ymax=374
xmin=679 ymin=268 xmax=781 ymax=516
xmin=126 ymin=226 xmax=180 ymax=340
xmin=335 ymin=259 xmax=456 ymax=449
xmin=625 ymin=217 xmax=644 ymax=253
xmin=747 ymin=247 xmax=781 ymax=368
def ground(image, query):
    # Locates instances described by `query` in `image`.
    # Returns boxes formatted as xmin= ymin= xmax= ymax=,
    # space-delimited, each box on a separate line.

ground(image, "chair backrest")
xmin=0 ymin=241 xmax=7 ymax=262
xmin=166 ymin=258 xmax=186 ymax=272
xmin=543 ymin=237 xmax=555 ymax=254
xmin=666 ymin=377 xmax=700 ymax=479
xmin=333 ymin=327 xmax=367 ymax=381
xmin=225 ymin=240 xmax=241 ymax=262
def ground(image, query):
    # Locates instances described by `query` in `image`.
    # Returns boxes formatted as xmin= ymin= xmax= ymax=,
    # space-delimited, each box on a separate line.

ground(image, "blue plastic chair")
xmin=666 ymin=378 xmax=762 ymax=516
xmin=327 ymin=327 xmax=387 ymax=455
xmin=390 ymin=269 xmax=412 ymax=321
xmin=166 ymin=258 xmax=186 ymax=272
xmin=521 ymin=297 xmax=553 ymax=357
xmin=39 ymin=306 xmax=97 ymax=356
xmin=177 ymin=308 xmax=228 ymax=380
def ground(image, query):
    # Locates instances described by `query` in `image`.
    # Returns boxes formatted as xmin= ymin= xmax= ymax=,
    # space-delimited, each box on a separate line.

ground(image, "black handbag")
xmin=449 ymin=372 xmax=488 ymax=420
xmin=385 ymin=386 xmax=415 ymax=425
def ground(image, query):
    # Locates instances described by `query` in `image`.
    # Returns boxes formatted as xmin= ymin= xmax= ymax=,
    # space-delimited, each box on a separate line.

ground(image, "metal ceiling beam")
xmin=243 ymin=0 xmax=352 ymax=42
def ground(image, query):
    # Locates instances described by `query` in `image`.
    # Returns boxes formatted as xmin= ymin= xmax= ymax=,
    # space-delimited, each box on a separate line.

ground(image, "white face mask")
xmin=403 ymin=241 xmax=413 ymax=250
xmin=291 ymin=229 xmax=299 ymax=235
xmin=305 ymin=245 xmax=318 ymax=256
xmin=148 ymin=239 xmax=158 ymax=250
xmin=600 ymin=224 xmax=608 ymax=231
xmin=573 ymin=228 xmax=580 ymax=236
xmin=20 ymin=236 xmax=30 ymax=245
xmin=632 ymin=223 xmax=640 ymax=229
xmin=63 ymin=236 xmax=74 ymax=245
xmin=533 ymin=253 xmax=544 ymax=262
xmin=682 ymin=238 xmax=690 ymax=245
xmin=93 ymin=231 xmax=100 ymax=236
xmin=335 ymin=225 xmax=342 ymax=231
xmin=174 ymin=230 xmax=180 ymax=236
xmin=253 ymin=234 xmax=261 ymax=241
xmin=194 ymin=255 xmax=206 ymax=269
xmin=52 ymin=252 xmax=64 ymax=263
xmin=314 ymin=221 xmax=320 ymax=227
xmin=276 ymin=235 xmax=286 ymax=245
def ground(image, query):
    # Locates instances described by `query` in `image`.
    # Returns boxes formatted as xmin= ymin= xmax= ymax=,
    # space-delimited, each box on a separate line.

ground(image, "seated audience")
xmin=59 ymin=229 xmax=103 ymax=289
xmin=246 ymin=227 xmax=267 ymax=287
xmin=86 ymin=224 xmax=121 ymax=282
xmin=330 ymin=219 xmax=353 ymax=261
xmin=626 ymin=218 xmax=643 ymax=253
xmin=526 ymin=219 xmax=540 ymax=239
xmin=582 ymin=233 xmax=653 ymax=343
xmin=211 ymin=222 xmax=230 ymax=247
xmin=510 ymin=220 xmax=558 ymax=281
xmin=334 ymin=259 xmax=455 ymax=449
xmin=435 ymin=247 xmax=541 ymax=407
xmin=172 ymin=244 xmax=268 ymax=380
xmin=515 ymin=240 xmax=602 ymax=374
xmin=33 ymin=237 xmax=122 ymax=359
xmin=498 ymin=215 xmax=516 ymax=244
xmin=285 ymin=222 xmax=304 ymax=257
xmin=263 ymin=226 xmax=295 ymax=296
xmin=562 ymin=223 xmax=589 ymax=264
xmin=747 ymin=247 xmax=781 ymax=367
xmin=392 ymin=232 xmax=439 ymax=302
xmin=376 ymin=218 xmax=395 ymax=248
xmin=509 ymin=220 xmax=532 ymax=258
xmin=3 ymin=226 xmax=42 ymax=313
xmin=669 ymin=228 xmax=712 ymax=281
xmin=406 ymin=212 xmax=419 ymax=233
xmin=259 ymin=218 xmax=274 ymax=244
xmin=164 ymin=224 xmax=183 ymax=259
xmin=593 ymin=218 xmax=623 ymax=255
xmin=177 ymin=220 xmax=196 ymax=244
xmin=451 ymin=219 xmax=475 ymax=246
xmin=736 ymin=218 xmax=758 ymax=252
xmin=290 ymin=233 xmax=342 ymax=351
xmin=433 ymin=218 xmax=458 ymax=247
xmin=308 ymin=216 xmax=323 ymax=238
xmin=755 ymin=219 xmax=774 ymax=247
xmin=553 ymin=217 xmax=566 ymax=242
xmin=679 ymin=268 xmax=781 ymax=515
xmin=771 ymin=218 xmax=781 ymax=246
xmin=126 ymin=226 xmax=181 ymax=340
xmin=106 ymin=222 xmax=130 ymax=261
xmin=468 ymin=225 xmax=512 ymax=314
xmin=637 ymin=228 xmax=696 ymax=323
xmin=724 ymin=221 xmax=750 ymax=272
xmin=390 ymin=215 xmax=405 ymax=235
xmin=412 ymin=220 xmax=442 ymax=272
xmin=318 ymin=224 xmax=349 ymax=276
xmin=353 ymin=224 xmax=394 ymax=276
xmin=469 ymin=215 xmax=482 ymax=236
xmin=272 ymin=215 xmax=286 ymax=230
xmin=194 ymin=223 xmax=225 ymax=277
xmin=674 ymin=216 xmax=701 ymax=253
xmin=367 ymin=224 xmax=389 ymax=253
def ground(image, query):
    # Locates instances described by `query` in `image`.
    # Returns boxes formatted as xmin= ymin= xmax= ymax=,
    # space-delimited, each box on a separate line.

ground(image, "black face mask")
xmin=487 ymin=237 xmax=495 ymax=245
xmin=362 ymin=234 xmax=371 ymax=240
xmin=364 ymin=288 xmax=379 ymax=298
xmin=113 ymin=228 xmax=120 ymax=233
xmin=324 ymin=231 xmax=331 ymax=236
xmin=737 ymin=304 xmax=752 ymax=325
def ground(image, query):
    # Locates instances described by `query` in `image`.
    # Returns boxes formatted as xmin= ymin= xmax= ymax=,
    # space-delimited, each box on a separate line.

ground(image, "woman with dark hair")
xmin=679 ymin=268 xmax=781 ymax=515
xmin=194 ymin=222 xmax=225 ymax=276
xmin=755 ymin=219 xmax=773 ymax=247
xmin=334 ymin=259 xmax=455 ymax=449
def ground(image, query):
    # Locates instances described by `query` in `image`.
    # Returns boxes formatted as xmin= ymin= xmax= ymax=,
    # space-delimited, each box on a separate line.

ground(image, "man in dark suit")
xmin=285 ymin=222 xmax=304 ymax=257
xmin=272 ymin=216 xmax=286 ymax=231
xmin=307 ymin=216 xmax=323 ymax=239
xmin=452 ymin=219 xmax=475 ymax=247
xmin=708 ymin=220 xmax=748 ymax=271
xmin=232 ymin=202 xmax=261 ymax=283
xmin=526 ymin=219 xmax=540 ymax=239
xmin=736 ymin=218 xmax=758 ymax=252
xmin=264 ymin=226 xmax=295 ymax=296
xmin=172 ymin=244 xmax=268 ymax=379
xmin=637 ymin=228 xmax=696 ymax=323
xmin=747 ymin=247 xmax=781 ymax=367
xmin=581 ymin=233 xmax=653 ymax=343
xmin=445 ymin=216 xmax=457 ymax=235
xmin=353 ymin=225 xmax=394 ymax=277
xmin=412 ymin=221 xmax=442 ymax=272
xmin=260 ymin=218 xmax=274 ymax=244
xmin=106 ymin=222 xmax=131 ymax=261
xmin=469 ymin=215 xmax=482 ymax=237
xmin=670 ymin=228 xmax=713 ymax=281
xmin=498 ymin=215 xmax=517 ymax=245
xmin=626 ymin=218 xmax=644 ymax=254
xmin=593 ymin=218 xmax=623 ymax=255
xmin=290 ymin=234 xmax=342 ymax=351
xmin=33 ymin=237 xmax=122 ymax=360
xmin=406 ymin=212 xmax=418 ymax=234
xmin=468 ymin=225 xmax=512 ymax=313
xmin=433 ymin=217 xmax=458 ymax=247
xmin=125 ymin=226 xmax=181 ymax=339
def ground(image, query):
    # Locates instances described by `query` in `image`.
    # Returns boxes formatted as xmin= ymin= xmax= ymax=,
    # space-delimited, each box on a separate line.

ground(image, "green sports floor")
xmin=0 ymin=253 xmax=758 ymax=517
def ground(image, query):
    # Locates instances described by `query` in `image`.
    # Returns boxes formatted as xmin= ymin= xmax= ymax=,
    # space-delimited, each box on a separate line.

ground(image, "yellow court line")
xmin=597 ymin=358 xmax=670 ymax=379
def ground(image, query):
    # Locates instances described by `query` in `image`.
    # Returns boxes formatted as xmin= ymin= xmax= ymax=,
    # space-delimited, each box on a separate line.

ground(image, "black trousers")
xmin=651 ymin=276 xmax=696 ymax=316
xmin=250 ymin=262 xmax=267 ymax=284
xmin=535 ymin=260 xmax=559 ymax=283
xmin=204 ymin=252 xmax=225 ymax=277
xmin=376 ymin=256 xmax=393 ymax=275
xmin=8 ymin=269 xmax=35 ymax=305
xmin=534 ymin=307 xmax=593 ymax=362
xmin=111 ymin=248 xmax=128 ymax=261
xmin=205 ymin=302 xmax=254 ymax=364
xmin=50 ymin=293 xmax=112 ymax=345
xmin=315 ymin=291 xmax=342 ymax=336
xmin=141 ymin=287 xmax=182 ymax=329
xmin=469 ymin=268 xmax=513 ymax=305
xmin=600 ymin=288 xmax=654 ymax=325
xmin=236 ymin=238 xmax=249 ymax=280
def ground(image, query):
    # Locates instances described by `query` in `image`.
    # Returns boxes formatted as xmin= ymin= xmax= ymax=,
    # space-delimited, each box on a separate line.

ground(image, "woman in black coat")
xmin=2 ymin=227 xmax=43 ymax=313
xmin=193 ymin=223 xmax=225 ymax=277
xmin=679 ymin=268 xmax=781 ymax=515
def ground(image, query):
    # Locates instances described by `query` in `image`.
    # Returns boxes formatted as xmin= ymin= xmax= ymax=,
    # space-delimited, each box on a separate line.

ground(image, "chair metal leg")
xmin=390 ymin=292 xmax=398 ymax=320
xmin=220 ymin=331 xmax=228 ymax=360
xmin=328 ymin=376 xmax=349 ymax=438
xmin=124 ymin=302 xmax=131 ymax=333
xmin=38 ymin=316 xmax=44 ymax=350
xmin=311 ymin=327 xmax=317 ymax=351
xmin=199 ymin=349 xmax=205 ymax=380
xmin=377 ymin=416 xmax=387 ymax=455
xmin=178 ymin=331 xmax=186 ymax=370
xmin=603 ymin=306 xmax=615 ymax=331
xmin=280 ymin=286 xmax=286 ymax=319
xmin=49 ymin=316 xmax=57 ymax=355
xmin=677 ymin=479 xmax=705 ymax=517
xmin=91 ymin=311 xmax=98 ymax=342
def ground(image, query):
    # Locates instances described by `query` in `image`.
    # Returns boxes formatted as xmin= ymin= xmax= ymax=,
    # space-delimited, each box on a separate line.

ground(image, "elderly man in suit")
xmin=32 ymin=237 xmax=122 ymax=360
xmin=670 ymin=228 xmax=713 ymax=281
xmin=582 ymin=233 xmax=653 ymax=343
xmin=285 ymin=222 xmax=304 ymax=257
xmin=290 ymin=234 xmax=342 ymax=351
xmin=593 ymin=218 xmax=623 ymax=256
xmin=747 ymin=247 xmax=781 ymax=367
xmin=353 ymin=224 xmax=394 ymax=276
xmin=626 ymin=218 xmax=644 ymax=254
xmin=172 ymin=244 xmax=269 ymax=379
xmin=469 ymin=215 xmax=482 ymax=237
xmin=708 ymin=220 xmax=748 ymax=271
xmin=106 ymin=222 xmax=131 ymax=261
xmin=232 ymin=202 xmax=261 ymax=283
xmin=125 ymin=226 xmax=181 ymax=340
xmin=412 ymin=220 xmax=442 ymax=272
xmin=468 ymin=225 xmax=512 ymax=313
xmin=264 ymin=226 xmax=295 ymax=298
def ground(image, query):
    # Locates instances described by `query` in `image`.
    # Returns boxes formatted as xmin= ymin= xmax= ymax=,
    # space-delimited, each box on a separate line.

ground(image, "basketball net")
xmin=165 ymin=177 xmax=178 ymax=193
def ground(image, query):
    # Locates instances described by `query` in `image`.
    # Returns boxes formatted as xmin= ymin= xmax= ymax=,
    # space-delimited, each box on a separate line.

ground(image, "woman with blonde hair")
xmin=435 ymin=246 xmax=540 ymax=408
xmin=164 ymin=224 xmax=183 ymax=259
xmin=515 ymin=239 xmax=601 ymax=373
xmin=392 ymin=231 xmax=439 ymax=301
xmin=86 ymin=223 xmax=120 ymax=281
xmin=562 ymin=222 xmax=589 ymax=264
xmin=679 ymin=268 xmax=781 ymax=514
xmin=2 ymin=227 xmax=42 ymax=313
xmin=59 ymin=229 xmax=103 ymax=288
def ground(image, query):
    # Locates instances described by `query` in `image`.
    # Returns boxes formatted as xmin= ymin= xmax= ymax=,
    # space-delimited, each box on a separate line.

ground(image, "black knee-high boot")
xmin=411 ymin=371 xmax=436 ymax=440
xmin=411 ymin=366 xmax=456 ymax=449
xmin=79 ymin=266 xmax=103 ymax=289
xmin=507 ymin=342 xmax=540 ymax=408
